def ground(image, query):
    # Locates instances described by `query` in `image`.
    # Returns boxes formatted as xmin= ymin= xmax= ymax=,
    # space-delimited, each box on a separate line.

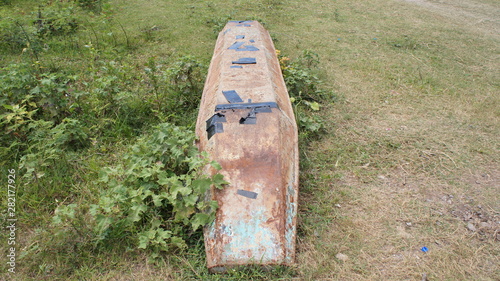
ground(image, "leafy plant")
xmin=278 ymin=49 xmax=329 ymax=138
xmin=34 ymin=3 xmax=80 ymax=38
xmin=279 ymin=49 xmax=329 ymax=103
xmin=53 ymin=123 xmax=227 ymax=259
xmin=205 ymin=14 xmax=234 ymax=35
xmin=75 ymin=0 xmax=106 ymax=13
xmin=0 ymin=18 xmax=30 ymax=52
xmin=19 ymin=118 xmax=89 ymax=181
xmin=165 ymin=55 xmax=206 ymax=110
xmin=143 ymin=55 xmax=207 ymax=125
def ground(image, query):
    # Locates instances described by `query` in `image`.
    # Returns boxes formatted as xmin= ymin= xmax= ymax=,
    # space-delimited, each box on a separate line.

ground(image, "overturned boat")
xmin=195 ymin=21 xmax=299 ymax=272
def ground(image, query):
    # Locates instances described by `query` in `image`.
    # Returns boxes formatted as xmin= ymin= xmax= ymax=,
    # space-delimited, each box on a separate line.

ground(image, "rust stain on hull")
xmin=195 ymin=21 xmax=299 ymax=272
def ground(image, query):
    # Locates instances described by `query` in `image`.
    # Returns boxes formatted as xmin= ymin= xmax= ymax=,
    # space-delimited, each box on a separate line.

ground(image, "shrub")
xmin=53 ymin=123 xmax=227 ymax=259
xmin=76 ymin=0 xmax=106 ymax=13
xmin=143 ymin=56 xmax=207 ymax=126
xmin=277 ymin=49 xmax=330 ymax=138
xmin=34 ymin=3 xmax=80 ymax=38
xmin=0 ymin=18 xmax=29 ymax=52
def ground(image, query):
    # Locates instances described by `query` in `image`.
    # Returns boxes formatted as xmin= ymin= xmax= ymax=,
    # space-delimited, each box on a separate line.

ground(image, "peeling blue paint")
xmin=285 ymin=183 xmax=297 ymax=262
xmin=221 ymin=208 xmax=279 ymax=263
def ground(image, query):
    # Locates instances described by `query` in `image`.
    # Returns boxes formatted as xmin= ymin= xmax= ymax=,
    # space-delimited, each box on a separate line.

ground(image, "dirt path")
xmin=400 ymin=0 xmax=499 ymax=39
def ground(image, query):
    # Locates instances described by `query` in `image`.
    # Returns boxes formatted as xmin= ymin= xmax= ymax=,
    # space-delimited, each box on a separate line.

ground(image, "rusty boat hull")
xmin=195 ymin=21 xmax=299 ymax=272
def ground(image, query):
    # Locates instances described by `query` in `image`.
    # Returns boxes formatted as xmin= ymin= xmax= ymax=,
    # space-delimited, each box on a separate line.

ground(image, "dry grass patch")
xmin=289 ymin=0 xmax=498 ymax=279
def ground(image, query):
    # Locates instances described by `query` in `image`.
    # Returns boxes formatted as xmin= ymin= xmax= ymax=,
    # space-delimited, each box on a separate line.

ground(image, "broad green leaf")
xmin=183 ymin=194 xmax=199 ymax=207
xmin=212 ymin=174 xmax=229 ymax=189
xmin=128 ymin=204 xmax=147 ymax=222
xmin=170 ymin=236 xmax=187 ymax=249
xmin=190 ymin=213 xmax=211 ymax=231
xmin=210 ymin=161 xmax=222 ymax=170
xmin=156 ymin=228 xmax=172 ymax=240
xmin=307 ymin=101 xmax=320 ymax=111
xmin=151 ymin=194 xmax=165 ymax=207
xmin=157 ymin=171 xmax=173 ymax=185
xmin=170 ymin=181 xmax=192 ymax=198
xmin=94 ymin=215 xmax=113 ymax=235
xmin=191 ymin=178 xmax=212 ymax=194
xmin=173 ymin=204 xmax=195 ymax=221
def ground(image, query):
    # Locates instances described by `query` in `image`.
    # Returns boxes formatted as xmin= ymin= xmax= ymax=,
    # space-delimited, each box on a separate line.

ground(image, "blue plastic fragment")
xmin=249 ymin=39 xmax=255 ymax=43
xmin=232 ymin=57 xmax=256 ymax=64
xmin=239 ymin=109 xmax=257 ymax=124
xmin=254 ymin=106 xmax=272 ymax=113
xmin=421 ymin=247 xmax=428 ymax=253
xmin=206 ymin=113 xmax=226 ymax=140
xmin=229 ymin=20 xmax=253 ymax=24
xmin=223 ymin=28 xmax=231 ymax=35
xmin=228 ymin=42 xmax=259 ymax=51
xmin=237 ymin=45 xmax=259 ymax=51
xmin=228 ymin=41 xmax=245 ymax=50
xmin=215 ymin=102 xmax=278 ymax=111
xmin=236 ymin=35 xmax=245 ymax=39
xmin=237 ymin=189 xmax=258 ymax=199
xmin=207 ymin=122 xmax=223 ymax=140
xmin=222 ymin=90 xmax=244 ymax=103
xmin=230 ymin=65 xmax=243 ymax=68
xmin=206 ymin=113 xmax=226 ymax=128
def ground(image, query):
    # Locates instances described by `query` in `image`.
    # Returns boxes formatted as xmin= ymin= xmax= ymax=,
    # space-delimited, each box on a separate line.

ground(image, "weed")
xmin=34 ymin=3 xmax=80 ymax=38
xmin=0 ymin=18 xmax=29 ymax=52
xmin=165 ymin=55 xmax=206 ymax=111
xmin=206 ymin=14 xmax=235 ymax=35
xmin=277 ymin=49 xmax=332 ymax=140
xmin=76 ymin=0 xmax=106 ymax=13
xmin=143 ymin=55 xmax=207 ymax=126
xmin=52 ymin=123 xmax=228 ymax=260
xmin=389 ymin=35 xmax=420 ymax=50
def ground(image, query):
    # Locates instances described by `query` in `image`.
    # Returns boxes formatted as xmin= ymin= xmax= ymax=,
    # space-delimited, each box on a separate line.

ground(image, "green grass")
xmin=1 ymin=0 xmax=499 ymax=280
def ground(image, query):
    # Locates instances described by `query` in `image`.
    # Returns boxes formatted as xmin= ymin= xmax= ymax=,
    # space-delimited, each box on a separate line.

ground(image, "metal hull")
xmin=195 ymin=21 xmax=298 ymax=272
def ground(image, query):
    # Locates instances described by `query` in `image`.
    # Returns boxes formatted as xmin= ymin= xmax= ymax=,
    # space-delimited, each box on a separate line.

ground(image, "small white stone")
xmin=467 ymin=223 xmax=476 ymax=232
xmin=336 ymin=253 xmax=349 ymax=261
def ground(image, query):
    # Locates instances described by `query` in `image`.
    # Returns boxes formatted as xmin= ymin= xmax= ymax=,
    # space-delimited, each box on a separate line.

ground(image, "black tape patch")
xmin=254 ymin=106 xmax=272 ymax=113
xmin=236 ymin=45 xmax=259 ymax=51
xmin=228 ymin=42 xmax=245 ymax=50
xmin=232 ymin=57 xmax=256 ymax=64
xmin=239 ymin=109 xmax=257 ymax=124
xmin=222 ymin=90 xmax=244 ymax=103
xmin=237 ymin=189 xmax=258 ymax=199
xmin=228 ymin=42 xmax=259 ymax=52
xmin=215 ymin=102 xmax=278 ymax=111
xmin=206 ymin=113 xmax=226 ymax=140
xmin=207 ymin=123 xmax=223 ymax=140
xmin=229 ymin=20 xmax=253 ymax=24
xmin=206 ymin=113 xmax=226 ymax=127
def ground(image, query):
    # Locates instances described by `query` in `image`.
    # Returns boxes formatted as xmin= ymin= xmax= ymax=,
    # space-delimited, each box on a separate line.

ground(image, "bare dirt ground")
xmin=401 ymin=0 xmax=500 ymax=39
